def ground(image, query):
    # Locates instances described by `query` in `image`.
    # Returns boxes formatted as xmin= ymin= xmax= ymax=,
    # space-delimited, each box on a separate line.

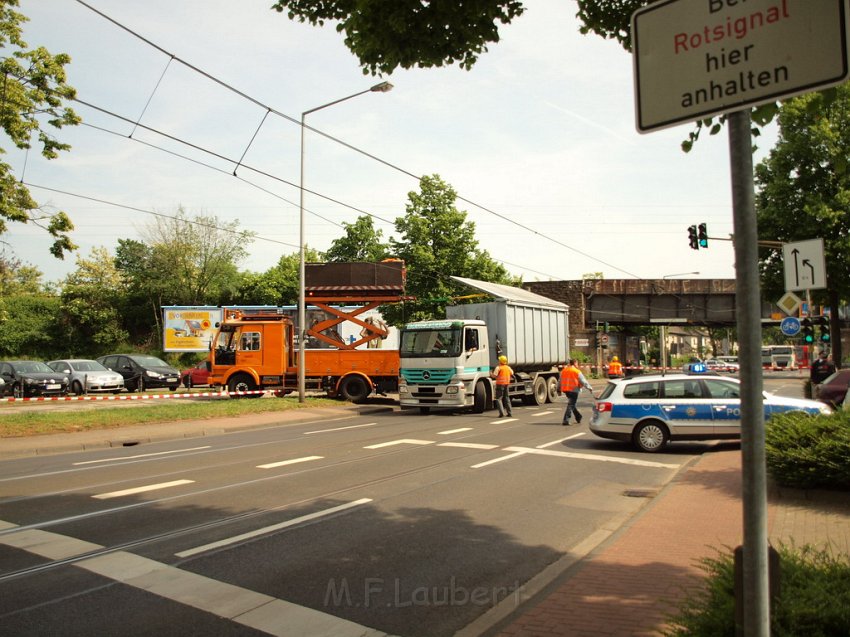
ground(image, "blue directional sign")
xmin=780 ymin=316 xmax=801 ymax=337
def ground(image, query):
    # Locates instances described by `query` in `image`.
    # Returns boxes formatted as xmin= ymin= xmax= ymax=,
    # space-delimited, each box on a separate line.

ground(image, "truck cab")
xmin=398 ymin=320 xmax=493 ymax=413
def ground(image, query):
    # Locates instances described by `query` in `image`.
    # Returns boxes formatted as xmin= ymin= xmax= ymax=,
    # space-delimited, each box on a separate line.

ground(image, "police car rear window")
xmin=622 ymin=382 xmax=660 ymax=399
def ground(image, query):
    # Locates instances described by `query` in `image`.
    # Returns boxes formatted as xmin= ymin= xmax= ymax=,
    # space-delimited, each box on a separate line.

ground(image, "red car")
xmin=180 ymin=361 xmax=211 ymax=389
xmin=813 ymin=368 xmax=850 ymax=408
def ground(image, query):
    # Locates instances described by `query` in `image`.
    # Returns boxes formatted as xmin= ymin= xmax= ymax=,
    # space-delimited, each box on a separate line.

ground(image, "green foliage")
xmin=765 ymin=410 xmax=850 ymax=490
xmin=323 ymin=215 xmax=389 ymax=262
xmin=233 ymin=247 xmax=322 ymax=306
xmin=0 ymin=0 xmax=80 ymax=258
xmin=58 ymin=247 xmax=128 ymax=356
xmin=383 ymin=174 xmax=518 ymax=326
xmin=271 ymin=0 xmax=525 ymax=75
xmin=0 ymin=293 xmax=61 ymax=359
xmin=665 ymin=545 xmax=850 ymax=636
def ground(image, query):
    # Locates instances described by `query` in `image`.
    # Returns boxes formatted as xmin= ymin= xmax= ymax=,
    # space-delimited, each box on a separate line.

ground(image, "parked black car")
xmin=96 ymin=354 xmax=181 ymax=392
xmin=0 ymin=360 xmax=70 ymax=398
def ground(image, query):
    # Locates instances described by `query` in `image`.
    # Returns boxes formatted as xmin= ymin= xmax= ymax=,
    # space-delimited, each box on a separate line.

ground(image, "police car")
xmin=590 ymin=373 xmax=830 ymax=453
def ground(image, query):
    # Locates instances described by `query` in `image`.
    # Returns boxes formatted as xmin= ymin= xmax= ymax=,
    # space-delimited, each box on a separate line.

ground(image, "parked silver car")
xmin=47 ymin=359 xmax=125 ymax=395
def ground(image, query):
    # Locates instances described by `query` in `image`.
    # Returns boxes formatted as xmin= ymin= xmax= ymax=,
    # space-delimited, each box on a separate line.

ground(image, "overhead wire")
xmin=70 ymin=0 xmax=642 ymax=280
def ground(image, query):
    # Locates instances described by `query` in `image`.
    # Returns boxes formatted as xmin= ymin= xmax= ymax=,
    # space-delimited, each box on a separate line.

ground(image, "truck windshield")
xmin=400 ymin=328 xmax=462 ymax=358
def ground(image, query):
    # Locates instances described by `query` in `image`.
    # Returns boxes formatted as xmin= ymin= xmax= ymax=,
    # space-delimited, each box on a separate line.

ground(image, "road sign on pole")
xmin=783 ymin=238 xmax=827 ymax=291
xmin=780 ymin=316 xmax=801 ymax=336
xmin=632 ymin=0 xmax=850 ymax=133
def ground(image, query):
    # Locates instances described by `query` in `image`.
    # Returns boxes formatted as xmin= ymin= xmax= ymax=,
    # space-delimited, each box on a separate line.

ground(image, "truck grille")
xmin=401 ymin=368 xmax=454 ymax=384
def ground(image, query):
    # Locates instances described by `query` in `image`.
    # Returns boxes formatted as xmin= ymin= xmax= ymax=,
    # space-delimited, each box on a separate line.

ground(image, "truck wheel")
xmin=472 ymin=381 xmax=488 ymax=413
xmin=340 ymin=375 xmax=370 ymax=403
xmin=546 ymin=377 xmax=559 ymax=403
xmin=529 ymin=376 xmax=547 ymax=405
xmin=228 ymin=374 xmax=259 ymax=398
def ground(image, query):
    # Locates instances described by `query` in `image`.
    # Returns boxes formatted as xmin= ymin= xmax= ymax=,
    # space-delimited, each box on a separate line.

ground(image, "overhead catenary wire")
xmin=69 ymin=0 xmax=643 ymax=280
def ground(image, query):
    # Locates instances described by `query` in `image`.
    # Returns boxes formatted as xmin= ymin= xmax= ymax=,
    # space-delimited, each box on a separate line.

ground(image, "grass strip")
xmin=0 ymin=396 xmax=341 ymax=437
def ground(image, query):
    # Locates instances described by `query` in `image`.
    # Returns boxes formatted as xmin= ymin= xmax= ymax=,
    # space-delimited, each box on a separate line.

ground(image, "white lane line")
xmin=1 ymin=525 xmax=378 ymax=636
xmin=438 ymin=442 xmax=500 ymax=450
xmin=92 ymin=479 xmax=195 ymax=500
xmin=438 ymin=428 xmax=472 ymax=435
xmin=471 ymin=451 xmax=528 ymax=469
xmin=304 ymin=422 xmax=377 ymax=434
xmin=256 ymin=456 xmax=323 ymax=470
xmin=531 ymin=411 xmax=554 ymax=417
xmin=72 ymin=446 xmax=212 ymax=465
xmin=537 ymin=433 xmax=586 ymax=448
xmin=364 ymin=439 xmax=434 ymax=449
xmin=490 ymin=418 xmax=517 ymax=424
xmin=175 ymin=498 xmax=373 ymax=558
xmin=504 ymin=446 xmax=680 ymax=469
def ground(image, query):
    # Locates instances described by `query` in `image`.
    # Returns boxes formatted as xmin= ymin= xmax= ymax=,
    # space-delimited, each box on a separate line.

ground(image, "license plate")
xmin=167 ymin=377 xmax=178 ymax=383
xmin=46 ymin=384 xmax=60 ymax=390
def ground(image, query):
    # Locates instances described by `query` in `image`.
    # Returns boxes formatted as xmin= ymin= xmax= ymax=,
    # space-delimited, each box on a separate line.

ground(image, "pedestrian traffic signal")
xmin=801 ymin=317 xmax=814 ymax=344
xmin=698 ymin=223 xmax=708 ymax=248
xmin=817 ymin=316 xmax=830 ymax=343
xmin=688 ymin=225 xmax=699 ymax=250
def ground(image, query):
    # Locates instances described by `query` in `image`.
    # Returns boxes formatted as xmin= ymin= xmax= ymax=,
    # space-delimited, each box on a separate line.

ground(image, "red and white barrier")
xmin=0 ymin=389 xmax=273 ymax=403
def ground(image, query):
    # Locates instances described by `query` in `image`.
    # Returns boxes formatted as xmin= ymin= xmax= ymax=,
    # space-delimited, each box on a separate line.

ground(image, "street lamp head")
xmin=370 ymin=81 xmax=394 ymax=93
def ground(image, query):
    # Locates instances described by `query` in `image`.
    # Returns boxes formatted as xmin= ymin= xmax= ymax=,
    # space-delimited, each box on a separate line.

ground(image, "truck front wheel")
xmin=472 ymin=381 xmax=488 ymax=413
xmin=340 ymin=375 xmax=370 ymax=403
xmin=228 ymin=374 xmax=260 ymax=398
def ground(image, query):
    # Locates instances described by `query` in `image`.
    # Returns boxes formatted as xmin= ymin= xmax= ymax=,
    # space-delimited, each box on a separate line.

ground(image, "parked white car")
xmin=47 ymin=359 xmax=125 ymax=395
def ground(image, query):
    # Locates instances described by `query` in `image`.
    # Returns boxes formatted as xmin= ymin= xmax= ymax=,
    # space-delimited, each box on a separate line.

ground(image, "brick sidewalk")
xmin=494 ymin=448 xmax=850 ymax=637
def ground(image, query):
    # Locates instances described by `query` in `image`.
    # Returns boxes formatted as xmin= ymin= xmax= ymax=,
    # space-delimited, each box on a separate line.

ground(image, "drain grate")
xmin=622 ymin=489 xmax=658 ymax=498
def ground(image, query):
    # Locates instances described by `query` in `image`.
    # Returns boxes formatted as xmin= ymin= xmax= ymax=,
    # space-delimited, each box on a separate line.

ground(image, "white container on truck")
xmin=398 ymin=277 xmax=569 ymax=414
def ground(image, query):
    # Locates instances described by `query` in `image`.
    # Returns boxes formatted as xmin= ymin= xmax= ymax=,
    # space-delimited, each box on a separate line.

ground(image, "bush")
xmin=665 ymin=545 xmax=850 ymax=636
xmin=765 ymin=410 xmax=850 ymax=490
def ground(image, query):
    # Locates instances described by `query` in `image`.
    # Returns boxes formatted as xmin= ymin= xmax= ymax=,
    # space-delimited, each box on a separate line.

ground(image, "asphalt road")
xmin=0 ymin=375 xmax=807 ymax=636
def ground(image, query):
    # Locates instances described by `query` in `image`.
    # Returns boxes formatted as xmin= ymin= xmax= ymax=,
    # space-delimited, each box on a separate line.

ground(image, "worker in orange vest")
xmin=491 ymin=355 xmax=514 ymax=417
xmin=607 ymin=356 xmax=624 ymax=379
xmin=560 ymin=358 xmax=594 ymax=426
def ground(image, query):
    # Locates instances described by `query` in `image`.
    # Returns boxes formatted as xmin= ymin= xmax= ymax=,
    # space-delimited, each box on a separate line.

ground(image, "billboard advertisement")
xmin=162 ymin=307 xmax=223 ymax=352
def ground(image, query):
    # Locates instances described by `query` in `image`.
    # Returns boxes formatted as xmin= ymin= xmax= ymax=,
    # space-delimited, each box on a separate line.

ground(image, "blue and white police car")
xmin=590 ymin=373 xmax=830 ymax=453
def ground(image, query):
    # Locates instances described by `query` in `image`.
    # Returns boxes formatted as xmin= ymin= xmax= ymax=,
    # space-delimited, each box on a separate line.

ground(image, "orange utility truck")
xmin=206 ymin=261 xmax=404 ymax=401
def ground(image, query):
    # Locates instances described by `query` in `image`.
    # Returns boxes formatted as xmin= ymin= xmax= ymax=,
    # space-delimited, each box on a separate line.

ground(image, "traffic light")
xmin=801 ymin=317 xmax=814 ymax=344
xmin=817 ymin=316 xmax=830 ymax=343
xmin=688 ymin=225 xmax=699 ymax=250
xmin=698 ymin=223 xmax=708 ymax=248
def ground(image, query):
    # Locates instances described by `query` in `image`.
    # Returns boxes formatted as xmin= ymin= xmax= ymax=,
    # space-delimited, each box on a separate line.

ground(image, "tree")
xmin=383 ymin=174 xmax=518 ymax=325
xmin=271 ymin=0 xmax=525 ymax=75
xmin=755 ymin=83 xmax=850 ymax=365
xmin=58 ymin=247 xmax=128 ymax=356
xmin=324 ymin=215 xmax=389 ymax=262
xmin=1 ymin=0 xmax=80 ymax=258
xmin=233 ymin=248 xmax=323 ymax=306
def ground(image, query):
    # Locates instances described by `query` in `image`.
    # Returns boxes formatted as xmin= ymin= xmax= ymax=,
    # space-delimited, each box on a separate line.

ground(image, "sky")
xmin=5 ymin=0 xmax=779 ymax=286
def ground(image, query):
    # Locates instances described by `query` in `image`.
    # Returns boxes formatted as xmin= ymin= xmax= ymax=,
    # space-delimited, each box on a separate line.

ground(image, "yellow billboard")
xmin=162 ymin=307 xmax=223 ymax=352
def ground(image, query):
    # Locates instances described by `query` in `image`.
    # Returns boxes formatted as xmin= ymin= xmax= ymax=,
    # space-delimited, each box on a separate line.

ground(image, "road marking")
xmin=490 ymin=418 xmax=517 ymax=424
xmin=175 ymin=498 xmax=373 ymax=558
xmin=73 ymin=446 xmax=211 ymax=465
xmin=438 ymin=442 xmax=500 ymax=450
xmin=304 ymin=422 xmax=378 ymax=434
xmin=364 ymin=439 xmax=434 ymax=449
xmin=438 ymin=428 xmax=473 ymax=434
xmin=92 ymin=479 xmax=195 ymax=500
xmin=504 ymin=447 xmax=680 ymax=469
xmin=0 ymin=524 xmax=379 ymax=636
xmin=471 ymin=451 xmax=528 ymax=468
xmin=256 ymin=456 xmax=323 ymax=470
xmin=531 ymin=411 xmax=555 ymax=417
xmin=537 ymin=433 xmax=586 ymax=449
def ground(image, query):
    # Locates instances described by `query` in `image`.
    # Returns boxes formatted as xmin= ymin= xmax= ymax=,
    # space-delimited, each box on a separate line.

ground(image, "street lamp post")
xmin=298 ymin=81 xmax=393 ymax=402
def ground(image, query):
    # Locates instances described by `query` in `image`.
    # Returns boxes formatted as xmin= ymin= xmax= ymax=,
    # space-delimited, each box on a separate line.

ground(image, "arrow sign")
xmin=783 ymin=239 xmax=826 ymax=292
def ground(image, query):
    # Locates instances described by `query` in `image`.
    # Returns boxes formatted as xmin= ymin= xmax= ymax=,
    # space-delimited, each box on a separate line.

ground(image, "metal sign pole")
xmin=728 ymin=108 xmax=769 ymax=637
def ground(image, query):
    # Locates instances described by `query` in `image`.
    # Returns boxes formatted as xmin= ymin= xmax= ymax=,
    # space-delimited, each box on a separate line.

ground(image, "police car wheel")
xmin=633 ymin=421 xmax=669 ymax=453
